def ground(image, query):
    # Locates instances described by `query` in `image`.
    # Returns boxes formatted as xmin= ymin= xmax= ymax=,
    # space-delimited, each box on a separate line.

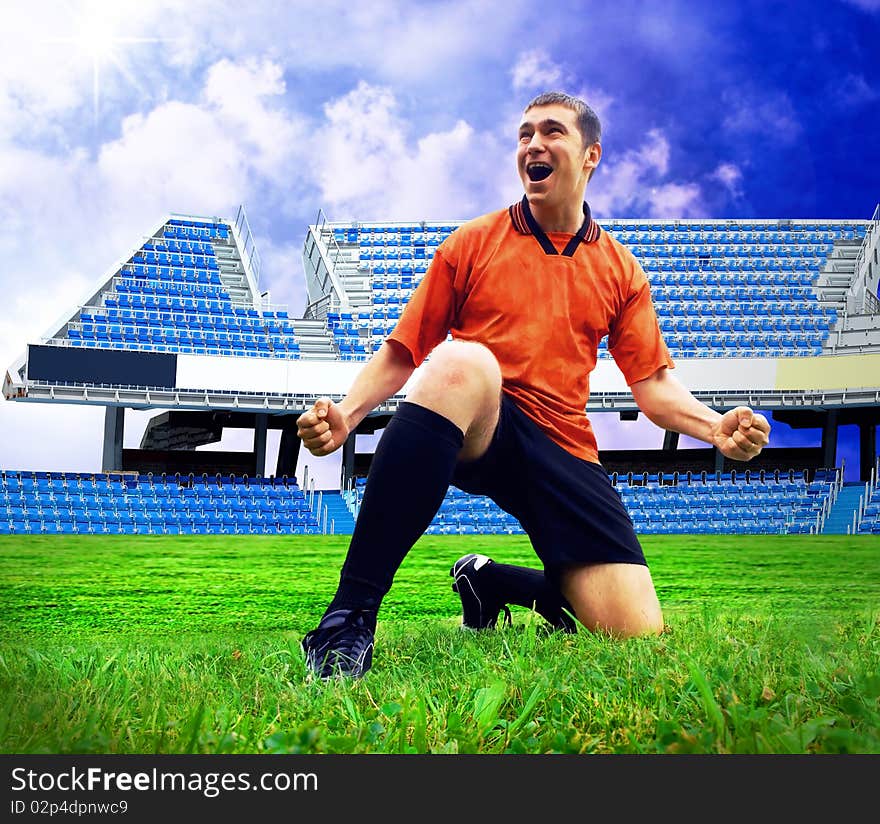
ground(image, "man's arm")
xmin=297 ymin=340 xmax=416 ymax=457
xmin=336 ymin=339 xmax=416 ymax=430
xmin=629 ymin=367 xmax=771 ymax=462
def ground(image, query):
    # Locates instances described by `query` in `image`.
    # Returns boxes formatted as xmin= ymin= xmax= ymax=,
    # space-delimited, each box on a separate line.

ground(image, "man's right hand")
xmin=296 ymin=397 xmax=350 ymax=457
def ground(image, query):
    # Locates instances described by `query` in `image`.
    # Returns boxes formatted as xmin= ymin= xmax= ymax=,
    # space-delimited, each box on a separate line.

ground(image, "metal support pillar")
xmin=276 ymin=424 xmax=301 ymax=479
xmin=254 ymin=413 xmax=268 ymax=477
xmin=860 ymin=421 xmax=877 ymax=482
xmin=102 ymin=406 xmax=125 ymax=472
xmin=342 ymin=432 xmax=356 ymax=488
xmin=821 ymin=409 xmax=839 ymax=469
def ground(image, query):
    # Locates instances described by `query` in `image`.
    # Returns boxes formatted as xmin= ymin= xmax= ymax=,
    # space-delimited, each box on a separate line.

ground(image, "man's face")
xmin=516 ymin=103 xmax=599 ymax=210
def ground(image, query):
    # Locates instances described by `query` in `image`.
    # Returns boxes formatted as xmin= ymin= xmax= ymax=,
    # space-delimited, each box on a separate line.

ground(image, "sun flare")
xmin=74 ymin=17 xmax=118 ymax=62
xmin=42 ymin=4 xmax=168 ymax=125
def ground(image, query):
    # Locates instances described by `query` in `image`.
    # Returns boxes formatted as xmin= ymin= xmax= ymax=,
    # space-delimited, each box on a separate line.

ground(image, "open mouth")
xmin=526 ymin=163 xmax=553 ymax=182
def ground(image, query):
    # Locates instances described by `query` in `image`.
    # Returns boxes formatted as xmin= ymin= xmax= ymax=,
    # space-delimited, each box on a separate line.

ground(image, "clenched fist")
xmin=296 ymin=397 xmax=350 ymax=457
xmin=712 ymin=406 xmax=770 ymax=462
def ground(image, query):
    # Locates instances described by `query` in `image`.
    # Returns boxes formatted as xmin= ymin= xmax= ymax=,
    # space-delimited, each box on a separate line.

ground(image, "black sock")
xmin=326 ymin=402 xmax=464 ymax=614
xmin=481 ymin=562 xmax=575 ymax=626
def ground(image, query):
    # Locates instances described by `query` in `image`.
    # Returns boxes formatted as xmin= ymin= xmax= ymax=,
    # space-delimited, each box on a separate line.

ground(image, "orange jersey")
xmin=387 ymin=198 xmax=675 ymax=464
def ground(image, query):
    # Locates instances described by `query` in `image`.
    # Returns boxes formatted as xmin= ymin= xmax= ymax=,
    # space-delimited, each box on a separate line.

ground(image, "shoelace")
xmin=307 ymin=609 xmax=375 ymax=667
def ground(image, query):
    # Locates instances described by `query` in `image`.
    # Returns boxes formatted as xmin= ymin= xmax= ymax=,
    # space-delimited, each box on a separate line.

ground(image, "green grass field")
xmin=1 ymin=534 xmax=878 ymax=754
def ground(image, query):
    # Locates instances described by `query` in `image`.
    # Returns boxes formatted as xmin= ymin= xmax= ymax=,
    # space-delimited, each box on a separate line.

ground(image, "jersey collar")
xmin=508 ymin=195 xmax=601 ymax=256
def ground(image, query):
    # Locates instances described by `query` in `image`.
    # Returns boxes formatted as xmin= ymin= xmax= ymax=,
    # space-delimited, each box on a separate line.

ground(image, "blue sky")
xmin=1 ymin=0 xmax=878 ymax=484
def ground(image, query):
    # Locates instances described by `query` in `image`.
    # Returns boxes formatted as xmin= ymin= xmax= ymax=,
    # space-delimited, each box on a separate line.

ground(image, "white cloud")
xmin=362 ymin=1 xmax=526 ymax=82
xmin=98 ymin=102 xmax=247 ymax=216
xmin=589 ymin=128 xmax=706 ymax=218
xmin=0 ymin=5 xmax=95 ymax=131
xmin=511 ymin=50 xmax=564 ymax=92
xmin=711 ymin=162 xmax=742 ymax=188
xmin=721 ymin=89 xmax=802 ymax=145
xmin=202 ymin=58 xmax=302 ymax=177
xmin=315 ymin=82 xmax=506 ymax=221
xmin=710 ymin=162 xmax=744 ymax=198
xmin=12 ymin=0 xmax=524 ymax=96
xmin=639 ymin=129 xmax=670 ymax=175
xmin=95 ymin=57 xmax=305 ymax=222
xmin=318 ymin=83 xmax=407 ymax=209
xmin=834 ymin=73 xmax=879 ymax=108
xmin=646 ymin=182 xmax=705 ymax=218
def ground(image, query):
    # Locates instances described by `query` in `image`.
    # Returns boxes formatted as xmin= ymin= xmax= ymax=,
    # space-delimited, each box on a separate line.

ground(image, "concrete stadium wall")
xmin=177 ymin=350 xmax=880 ymax=396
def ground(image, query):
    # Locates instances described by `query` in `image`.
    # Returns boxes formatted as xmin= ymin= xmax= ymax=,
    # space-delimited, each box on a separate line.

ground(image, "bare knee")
xmin=560 ymin=562 xmax=664 ymax=639
xmin=406 ymin=340 xmax=502 ymax=433
xmin=418 ymin=340 xmax=501 ymax=394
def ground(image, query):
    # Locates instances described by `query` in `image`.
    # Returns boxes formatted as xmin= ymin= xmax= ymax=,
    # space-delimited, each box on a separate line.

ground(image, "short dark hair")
xmin=524 ymin=91 xmax=601 ymax=148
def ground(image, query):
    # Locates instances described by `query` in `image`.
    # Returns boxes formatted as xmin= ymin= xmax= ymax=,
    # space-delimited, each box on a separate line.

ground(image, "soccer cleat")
xmin=450 ymin=553 xmax=579 ymax=634
xmin=450 ymin=553 xmax=512 ymax=629
xmin=301 ymin=608 xmax=376 ymax=679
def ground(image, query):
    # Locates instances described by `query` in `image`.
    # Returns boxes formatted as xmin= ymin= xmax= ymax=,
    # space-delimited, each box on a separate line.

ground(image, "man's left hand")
xmin=712 ymin=406 xmax=771 ymax=462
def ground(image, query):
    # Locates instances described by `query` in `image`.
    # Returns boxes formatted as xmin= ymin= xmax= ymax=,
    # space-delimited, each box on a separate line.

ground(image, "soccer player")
xmin=297 ymin=91 xmax=771 ymax=678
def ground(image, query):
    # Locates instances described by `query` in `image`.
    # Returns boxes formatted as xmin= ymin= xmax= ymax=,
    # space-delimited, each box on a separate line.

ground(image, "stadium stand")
xmin=3 ymin=205 xmax=879 ymax=536
xmin=0 ymin=470 xmax=331 ymax=536
xmin=346 ymin=467 xmax=843 ymax=536
xmin=337 ymin=220 xmax=866 ymax=360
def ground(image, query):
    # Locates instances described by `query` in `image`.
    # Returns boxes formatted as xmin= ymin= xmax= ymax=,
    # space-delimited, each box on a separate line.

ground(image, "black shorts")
xmin=451 ymin=393 xmax=647 ymax=579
